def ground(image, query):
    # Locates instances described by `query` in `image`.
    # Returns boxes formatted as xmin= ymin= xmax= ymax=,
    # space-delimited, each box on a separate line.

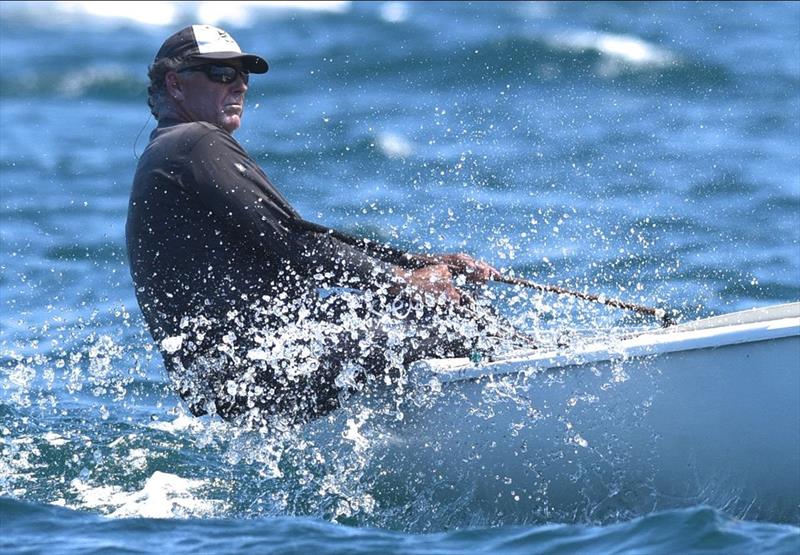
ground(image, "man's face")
xmin=174 ymin=62 xmax=249 ymax=133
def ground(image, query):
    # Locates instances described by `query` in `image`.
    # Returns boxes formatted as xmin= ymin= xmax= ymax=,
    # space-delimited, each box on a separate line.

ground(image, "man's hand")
xmin=392 ymin=264 xmax=464 ymax=303
xmin=434 ymin=253 xmax=501 ymax=284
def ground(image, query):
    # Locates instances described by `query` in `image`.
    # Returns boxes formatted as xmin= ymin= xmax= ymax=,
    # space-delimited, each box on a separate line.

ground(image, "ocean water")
xmin=1 ymin=1 xmax=799 ymax=553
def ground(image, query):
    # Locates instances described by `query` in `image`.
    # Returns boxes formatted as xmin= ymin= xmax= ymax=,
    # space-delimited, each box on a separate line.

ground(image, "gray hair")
xmin=147 ymin=56 xmax=185 ymax=118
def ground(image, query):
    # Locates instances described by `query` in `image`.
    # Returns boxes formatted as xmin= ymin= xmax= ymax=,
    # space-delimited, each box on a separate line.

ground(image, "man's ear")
xmin=165 ymin=71 xmax=185 ymax=101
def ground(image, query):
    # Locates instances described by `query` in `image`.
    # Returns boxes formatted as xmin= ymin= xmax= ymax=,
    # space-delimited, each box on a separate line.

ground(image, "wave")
xmin=0 ymin=65 xmax=145 ymax=101
xmin=1 ymin=15 xmax=736 ymax=103
xmin=2 ymin=498 xmax=798 ymax=554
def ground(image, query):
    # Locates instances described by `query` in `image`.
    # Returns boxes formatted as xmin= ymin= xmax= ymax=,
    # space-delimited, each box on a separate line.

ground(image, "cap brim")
xmin=190 ymin=52 xmax=269 ymax=74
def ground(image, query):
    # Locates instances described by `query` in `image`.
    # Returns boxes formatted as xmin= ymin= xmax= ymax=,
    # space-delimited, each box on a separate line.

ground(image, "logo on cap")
xmin=193 ymin=24 xmax=242 ymax=54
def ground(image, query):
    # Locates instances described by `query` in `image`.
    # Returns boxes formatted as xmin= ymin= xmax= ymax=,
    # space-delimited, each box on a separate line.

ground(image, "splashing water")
xmin=0 ymin=282 xmax=702 ymax=532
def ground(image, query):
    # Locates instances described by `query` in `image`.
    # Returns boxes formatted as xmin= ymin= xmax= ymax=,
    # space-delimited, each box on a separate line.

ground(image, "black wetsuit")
xmin=126 ymin=119 xmax=476 ymax=422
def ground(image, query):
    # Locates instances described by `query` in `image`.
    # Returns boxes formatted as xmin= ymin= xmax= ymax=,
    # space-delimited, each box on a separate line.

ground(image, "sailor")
xmin=127 ymin=25 xmax=510 ymax=424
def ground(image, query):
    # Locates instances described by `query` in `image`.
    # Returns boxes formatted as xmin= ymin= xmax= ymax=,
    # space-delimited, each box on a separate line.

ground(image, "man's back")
xmin=126 ymin=120 xmax=291 ymax=344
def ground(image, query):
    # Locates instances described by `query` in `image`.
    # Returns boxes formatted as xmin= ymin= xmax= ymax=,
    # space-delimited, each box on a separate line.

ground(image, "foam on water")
xmin=546 ymin=30 xmax=676 ymax=77
xmin=2 ymin=1 xmax=352 ymax=28
xmin=197 ymin=1 xmax=351 ymax=28
xmin=64 ymin=471 xmax=220 ymax=519
xmin=555 ymin=31 xmax=674 ymax=66
xmin=376 ymin=132 xmax=413 ymax=159
xmin=379 ymin=2 xmax=409 ymax=24
xmin=58 ymin=1 xmax=180 ymax=27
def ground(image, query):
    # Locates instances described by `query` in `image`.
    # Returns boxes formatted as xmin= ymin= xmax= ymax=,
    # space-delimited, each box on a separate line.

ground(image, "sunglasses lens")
xmin=182 ymin=64 xmax=249 ymax=85
xmin=208 ymin=65 xmax=249 ymax=84
xmin=208 ymin=65 xmax=233 ymax=83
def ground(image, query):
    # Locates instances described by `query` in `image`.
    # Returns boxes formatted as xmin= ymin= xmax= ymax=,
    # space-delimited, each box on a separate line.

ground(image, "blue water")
xmin=1 ymin=1 xmax=798 ymax=553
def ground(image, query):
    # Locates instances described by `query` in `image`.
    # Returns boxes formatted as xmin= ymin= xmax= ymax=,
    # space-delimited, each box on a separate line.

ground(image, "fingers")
xmin=470 ymin=260 xmax=502 ymax=282
xmin=437 ymin=253 xmax=500 ymax=284
xmin=420 ymin=265 xmax=462 ymax=302
xmin=400 ymin=264 xmax=463 ymax=303
xmin=396 ymin=252 xmax=501 ymax=303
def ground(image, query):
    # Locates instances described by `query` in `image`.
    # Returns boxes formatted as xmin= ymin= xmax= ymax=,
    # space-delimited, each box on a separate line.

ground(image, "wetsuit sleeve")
xmin=184 ymin=127 xmax=399 ymax=289
xmin=295 ymin=230 xmax=400 ymax=289
xmin=290 ymin=218 xmax=430 ymax=270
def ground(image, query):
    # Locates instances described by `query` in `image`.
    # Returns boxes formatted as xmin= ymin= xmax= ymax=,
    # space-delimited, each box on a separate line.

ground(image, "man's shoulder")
xmin=171 ymin=122 xmax=246 ymax=157
xmin=156 ymin=120 xmax=224 ymax=145
xmin=137 ymin=122 xmax=227 ymax=174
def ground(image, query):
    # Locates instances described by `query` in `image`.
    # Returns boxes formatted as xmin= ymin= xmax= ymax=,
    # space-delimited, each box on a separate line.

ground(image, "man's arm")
xmin=185 ymin=127 xmax=496 ymax=300
xmin=183 ymin=128 xmax=446 ymax=295
xmin=292 ymin=219 xmax=501 ymax=287
xmin=295 ymin=221 xmax=498 ymax=301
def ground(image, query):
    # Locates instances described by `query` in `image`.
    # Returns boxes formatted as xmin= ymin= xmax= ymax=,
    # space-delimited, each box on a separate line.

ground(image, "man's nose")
xmin=232 ymin=74 xmax=248 ymax=92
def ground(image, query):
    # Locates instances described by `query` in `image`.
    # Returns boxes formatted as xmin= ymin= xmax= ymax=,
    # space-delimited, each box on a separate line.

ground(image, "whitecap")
xmin=70 ymin=471 xmax=221 ymax=518
xmin=380 ymin=2 xmax=409 ymax=24
xmin=376 ymin=132 xmax=413 ymax=159
xmin=197 ymin=1 xmax=351 ymax=27
xmin=4 ymin=1 xmax=351 ymax=29
xmin=547 ymin=30 xmax=675 ymax=76
xmin=22 ymin=1 xmax=180 ymax=27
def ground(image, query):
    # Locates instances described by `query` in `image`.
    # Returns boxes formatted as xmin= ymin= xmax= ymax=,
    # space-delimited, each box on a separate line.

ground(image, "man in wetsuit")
xmin=127 ymin=25 xmax=507 ymax=424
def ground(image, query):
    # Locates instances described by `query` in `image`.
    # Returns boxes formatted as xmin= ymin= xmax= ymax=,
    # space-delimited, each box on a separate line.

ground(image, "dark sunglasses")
xmin=178 ymin=64 xmax=249 ymax=85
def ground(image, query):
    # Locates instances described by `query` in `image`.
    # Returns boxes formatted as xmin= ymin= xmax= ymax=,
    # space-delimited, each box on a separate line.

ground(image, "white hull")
xmin=324 ymin=303 xmax=800 ymax=525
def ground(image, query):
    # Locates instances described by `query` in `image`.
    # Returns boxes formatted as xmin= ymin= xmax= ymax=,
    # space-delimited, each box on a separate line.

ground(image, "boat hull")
xmin=320 ymin=304 xmax=800 ymax=525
